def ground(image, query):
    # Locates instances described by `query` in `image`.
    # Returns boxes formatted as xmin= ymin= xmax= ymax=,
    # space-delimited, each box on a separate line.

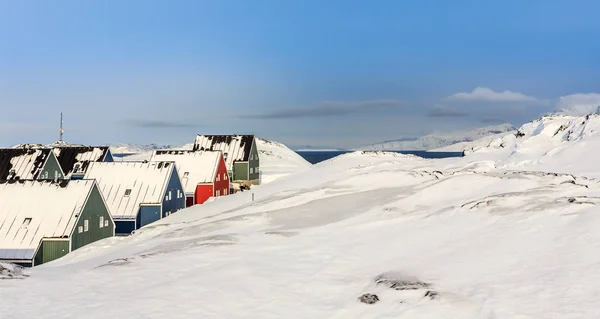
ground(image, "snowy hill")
xmin=4 ymin=116 xmax=600 ymax=317
xmin=362 ymin=123 xmax=516 ymax=151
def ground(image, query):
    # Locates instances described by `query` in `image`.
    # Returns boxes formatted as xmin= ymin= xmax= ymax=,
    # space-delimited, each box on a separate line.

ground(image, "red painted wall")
xmin=193 ymin=153 xmax=230 ymax=205
xmin=195 ymin=184 xmax=214 ymax=204
xmin=213 ymin=154 xmax=230 ymax=196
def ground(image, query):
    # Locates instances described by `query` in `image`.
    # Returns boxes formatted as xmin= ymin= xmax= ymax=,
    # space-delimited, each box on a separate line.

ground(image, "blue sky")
xmin=1 ymin=0 xmax=599 ymax=148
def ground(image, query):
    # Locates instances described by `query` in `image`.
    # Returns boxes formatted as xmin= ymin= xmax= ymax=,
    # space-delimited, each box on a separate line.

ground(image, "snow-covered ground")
xmin=3 ymin=115 xmax=600 ymax=318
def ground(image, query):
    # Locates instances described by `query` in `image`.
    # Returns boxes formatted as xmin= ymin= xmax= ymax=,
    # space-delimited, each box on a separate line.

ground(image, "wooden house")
xmin=193 ymin=135 xmax=260 ymax=187
xmin=9 ymin=143 xmax=114 ymax=179
xmin=84 ymin=161 xmax=185 ymax=234
xmin=0 ymin=179 xmax=114 ymax=267
xmin=0 ymin=148 xmax=63 ymax=180
xmin=149 ymin=150 xmax=229 ymax=206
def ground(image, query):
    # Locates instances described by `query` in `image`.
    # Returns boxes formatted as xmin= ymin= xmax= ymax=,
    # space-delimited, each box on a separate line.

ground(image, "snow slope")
xmin=256 ymin=138 xmax=312 ymax=183
xmin=362 ymin=123 xmax=516 ymax=151
xmin=3 ymin=116 xmax=600 ymax=318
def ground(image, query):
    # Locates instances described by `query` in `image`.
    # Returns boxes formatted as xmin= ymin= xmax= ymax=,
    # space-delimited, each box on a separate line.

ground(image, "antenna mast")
xmin=59 ymin=112 xmax=64 ymax=141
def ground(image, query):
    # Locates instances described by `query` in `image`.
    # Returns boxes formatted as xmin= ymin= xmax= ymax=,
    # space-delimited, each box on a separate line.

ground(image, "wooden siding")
xmin=161 ymin=166 xmax=186 ymax=217
xmin=233 ymin=162 xmax=248 ymax=181
xmin=71 ymin=185 xmax=114 ymax=251
xmin=41 ymin=152 xmax=65 ymax=180
xmin=115 ymin=220 xmax=136 ymax=234
xmin=195 ymin=184 xmax=214 ymax=205
xmin=248 ymin=141 xmax=259 ymax=182
xmin=137 ymin=206 xmax=161 ymax=228
xmin=33 ymin=240 xmax=69 ymax=266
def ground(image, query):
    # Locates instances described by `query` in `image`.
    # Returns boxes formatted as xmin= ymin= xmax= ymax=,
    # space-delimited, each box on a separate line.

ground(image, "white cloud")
xmin=446 ymin=87 xmax=540 ymax=103
xmin=556 ymin=93 xmax=600 ymax=116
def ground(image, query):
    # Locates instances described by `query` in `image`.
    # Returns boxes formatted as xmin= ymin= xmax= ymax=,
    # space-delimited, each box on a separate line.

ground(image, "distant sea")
xmin=295 ymin=150 xmax=463 ymax=164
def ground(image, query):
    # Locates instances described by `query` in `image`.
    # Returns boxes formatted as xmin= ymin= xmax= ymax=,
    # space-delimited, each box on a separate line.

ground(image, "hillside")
xmin=362 ymin=123 xmax=516 ymax=151
xmin=2 ymin=116 xmax=600 ymax=317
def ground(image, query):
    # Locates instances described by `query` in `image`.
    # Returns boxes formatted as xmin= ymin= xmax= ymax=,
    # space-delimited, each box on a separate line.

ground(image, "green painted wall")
xmin=39 ymin=153 xmax=64 ymax=180
xmin=33 ymin=240 xmax=69 ymax=266
xmin=233 ymin=162 xmax=248 ymax=181
xmin=248 ymin=140 xmax=259 ymax=181
xmin=71 ymin=184 xmax=114 ymax=251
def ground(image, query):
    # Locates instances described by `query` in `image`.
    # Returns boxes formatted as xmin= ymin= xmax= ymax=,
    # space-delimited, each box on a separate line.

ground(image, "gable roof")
xmin=12 ymin=143 xmax=111 ymax=176
xmin=193 ymin=135 xmax=255 ymax=170
xmin=0 ymin=148 xmax=52 ymax=180
xmin=0 ymin=179 xmax=96 ymax=261
xmin=149 ymin=150 xmax=222 ymax=194
xmin=84 ymin=161 xmax=175 ymax=220
xmin=52 ymin=146 xmax=110 ymax=176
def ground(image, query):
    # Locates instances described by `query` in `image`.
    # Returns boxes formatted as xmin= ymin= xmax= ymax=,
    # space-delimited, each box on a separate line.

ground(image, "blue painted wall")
xmin=104 ymin=150 xmax=114 ymax=162
xmin=161 ymin=165 xmax=186 ymax=218
xmin=137 ymin=206 xmax=161 ymax=228
xmin=115 ymin=220 xmax=136 ymax=234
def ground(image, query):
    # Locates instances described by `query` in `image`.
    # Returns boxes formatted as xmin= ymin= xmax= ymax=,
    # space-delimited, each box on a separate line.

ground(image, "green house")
xmin=0 ymin=148 xmax=65 ymax=180
xmin=0 ymin=179 xmax=115 ymax=267
xmin=193 ymin=135 xmax=260 ymax=187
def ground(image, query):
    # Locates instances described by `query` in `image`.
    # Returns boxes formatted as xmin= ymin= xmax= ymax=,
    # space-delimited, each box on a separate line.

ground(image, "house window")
xmin=216 ymin=190 xmax=220 ymax=197
xmin=224 ymin=174 xmax=228 ymax=180
xmin=22 ymin=218 xmax=32 ymax=227
xmin=216 ymin=174 xmax=220 ymax=181
xmin=104 ymin=220 xmax=109 ymax=227
xmin=169 ymin=191 xmax=172 ymax=200
xmin=84 ymin=220 xmax=89 ymax=232
xmin=78 ymin=226 xmax=83 ymax=233
xmin=99 ymin=216 xmax=104 ymax=228
xmin=54 ymin=171 xmax=59 ymax=180
xmin=124 ymin=189 xmax=132 ymax=197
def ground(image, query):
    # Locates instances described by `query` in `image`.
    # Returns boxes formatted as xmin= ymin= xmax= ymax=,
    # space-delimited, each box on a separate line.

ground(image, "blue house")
xmin=83 ymin=161 xmax=185 ymax=234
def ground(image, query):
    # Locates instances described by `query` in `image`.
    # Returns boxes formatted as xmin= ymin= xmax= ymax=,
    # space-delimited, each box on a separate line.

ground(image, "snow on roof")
xmin=0 ymin=148 xmax=52 ymax=180
xmin=52 ymin=146 xmax=109 ymax=176
xmin=0 ymin=179 xmax=95 ymax=261
xmin=84 ymin=161 xmax=175 ymax=220
xmin=193 ymin=135 xmax=255 ymax=171
xmin=150 ymin=150 xmax=221 ymax=194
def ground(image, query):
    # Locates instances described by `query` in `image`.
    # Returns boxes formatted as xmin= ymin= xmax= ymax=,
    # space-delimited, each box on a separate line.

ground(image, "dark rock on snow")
xmin=358 ymin=293 xmax=380 ymax=304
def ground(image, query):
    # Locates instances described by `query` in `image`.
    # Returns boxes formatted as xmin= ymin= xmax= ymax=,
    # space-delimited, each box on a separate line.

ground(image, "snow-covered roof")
xmin=0 ymin=179 xmax=96 ymax=261
xmin=84 ymin=161 xmax=175 ymax=220
xmin=149 ymin=150 xmax=222 ymax=194
xmin=0 ymin=148 xmax=52 ymax=180
xmin=52 ymin=146 xmax=110 ymax=176
xmin=193 ymin=135 xmax=255 ymax=171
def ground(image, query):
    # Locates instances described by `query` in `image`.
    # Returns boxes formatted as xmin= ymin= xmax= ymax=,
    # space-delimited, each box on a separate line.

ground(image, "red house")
xmin=150 ymin=150 xmax=229 ymax=206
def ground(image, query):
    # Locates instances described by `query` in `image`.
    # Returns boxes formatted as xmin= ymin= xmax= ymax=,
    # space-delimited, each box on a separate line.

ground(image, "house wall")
xmin=248 ymin=141 xmax=260 ymax=183
xmin=195 ymin=184 xmax=214 ymax=204
xmin=233 ymin=162 xmax=248 ymax=181
xmin=115 ymin=220 xmax=136 ymax=234
xmin=137 ymin=206 xmax=161 ymax=228
xmin=214 ymin=155 xmax=230 ymax=195
xmin=104 ymin=150 xmax=114 ymax=162
xmin=33 ymin=240 xmax=69 ymax=266
xmin=185 ymin=196 xmax=195 ymax=207
xmin=40 ymin=153 xmax=64 ymax=180
xmin=161 ymin=166 xmax=186 ymax=217
xmin=71 ymin=185 xmax=115 ymax=251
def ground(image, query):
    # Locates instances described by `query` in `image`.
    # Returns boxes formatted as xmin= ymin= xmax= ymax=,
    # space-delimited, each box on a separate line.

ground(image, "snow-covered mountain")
xmin=362 ymin=123 xmax=516 ymax=151
xmin=554 ymin=93 xmax=600 ymax=116
xmin=109 ymin=143 xmax=191 ymax=154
